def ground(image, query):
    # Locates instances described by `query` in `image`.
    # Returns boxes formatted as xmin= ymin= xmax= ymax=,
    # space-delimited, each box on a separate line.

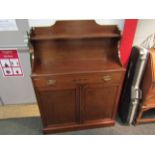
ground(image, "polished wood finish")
xmin=83 ymin=84 xmax=119 ymax=121
xmin=135 ymin=48 xmax=155 ymax=125
xmin=30 ymin=20 xmax=126 ymax=134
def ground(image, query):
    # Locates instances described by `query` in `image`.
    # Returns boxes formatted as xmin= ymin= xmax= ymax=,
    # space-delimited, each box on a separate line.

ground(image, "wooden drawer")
xmin=88 ymin=72 xmax=123 ymax=85
xmin=33 ymin=72 xmax=123 ymax=88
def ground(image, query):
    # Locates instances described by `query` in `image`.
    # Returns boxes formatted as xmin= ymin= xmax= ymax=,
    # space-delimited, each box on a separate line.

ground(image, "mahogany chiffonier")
xmin=29 ymin=20 xmax=126 ymax=134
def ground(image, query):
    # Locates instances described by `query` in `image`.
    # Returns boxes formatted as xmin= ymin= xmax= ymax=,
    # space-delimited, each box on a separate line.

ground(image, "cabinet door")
xmin=82 ymin=84 xmax=120 ymax=122
xmin=35 ymin=85 xmax=79 ymax=127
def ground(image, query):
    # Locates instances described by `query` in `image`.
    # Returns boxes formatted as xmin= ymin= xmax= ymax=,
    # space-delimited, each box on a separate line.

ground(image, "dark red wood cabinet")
xmin=29 ymin=20 xmax=126 ymax=134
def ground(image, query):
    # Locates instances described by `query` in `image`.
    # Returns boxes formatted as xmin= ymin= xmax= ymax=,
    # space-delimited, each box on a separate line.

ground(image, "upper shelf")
xmin=30 ymin=20 xmax=121 ymax=41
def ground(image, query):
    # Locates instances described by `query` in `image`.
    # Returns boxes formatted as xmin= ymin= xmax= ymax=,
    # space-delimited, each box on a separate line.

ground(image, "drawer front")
xmin=33 ymin=76 xmax=78 ymax=89
xmin=89 ymin=72 xmax=123 ymax=84
xmin=32 ymin=72 xmax=123 ymax=89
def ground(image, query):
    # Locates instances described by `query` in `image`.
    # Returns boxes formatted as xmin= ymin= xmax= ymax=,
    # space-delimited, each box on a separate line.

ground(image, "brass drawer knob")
xmin=102 ymin=75 xmax=112 ymax=81
xmin=47 ymin=79 xmax=56 ymax=85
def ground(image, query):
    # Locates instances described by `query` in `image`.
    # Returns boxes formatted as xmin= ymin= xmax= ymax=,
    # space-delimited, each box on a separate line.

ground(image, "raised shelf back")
xmin=30 ymin=20 xmax=122 ymax=75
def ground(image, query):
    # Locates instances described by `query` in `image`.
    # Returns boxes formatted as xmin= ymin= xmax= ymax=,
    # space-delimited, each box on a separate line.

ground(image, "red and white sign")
xmin=0 ymin=49 xmax=23 ymax=77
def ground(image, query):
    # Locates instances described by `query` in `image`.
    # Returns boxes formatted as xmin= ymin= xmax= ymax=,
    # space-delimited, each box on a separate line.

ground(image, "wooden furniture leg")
xmin=135 ymin=107 xmax=144 ymax=125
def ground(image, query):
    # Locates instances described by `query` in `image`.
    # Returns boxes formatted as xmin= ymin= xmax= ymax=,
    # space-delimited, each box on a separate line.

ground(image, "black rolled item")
xmin=118 ymin=46 xmax=149 ymax=124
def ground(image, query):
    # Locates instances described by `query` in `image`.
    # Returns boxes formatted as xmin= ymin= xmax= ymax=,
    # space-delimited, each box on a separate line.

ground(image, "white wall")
xmin=133 ymin=19 xmax=155 ymax=46
xmin=28 ymin=19 xmax=56 ymax=27
xmin=95 ymin=19 xmax=124 ymax=31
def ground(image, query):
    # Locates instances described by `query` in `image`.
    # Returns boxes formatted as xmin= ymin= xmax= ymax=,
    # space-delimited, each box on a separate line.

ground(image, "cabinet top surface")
xmin=31 ymin=59 xmax=125 ymax=77
xmin=30 ymin=20 xmax=121 ymax=40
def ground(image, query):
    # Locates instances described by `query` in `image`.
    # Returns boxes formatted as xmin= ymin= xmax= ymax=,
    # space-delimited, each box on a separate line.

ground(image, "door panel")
xmin=83 ymin=84 xmax=119 ymax=121
xmin=36 ymin=86 xmax=79 ymax=127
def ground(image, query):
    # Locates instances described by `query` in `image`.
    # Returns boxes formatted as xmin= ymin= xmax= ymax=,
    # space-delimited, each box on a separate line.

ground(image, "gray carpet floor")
xmin=0 ymin=117 xmax=155 ymax=135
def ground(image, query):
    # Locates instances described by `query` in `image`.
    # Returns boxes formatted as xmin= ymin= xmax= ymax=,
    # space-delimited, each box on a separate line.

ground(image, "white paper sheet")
xmin=0 ymin=19 xmax=18 ymax=31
